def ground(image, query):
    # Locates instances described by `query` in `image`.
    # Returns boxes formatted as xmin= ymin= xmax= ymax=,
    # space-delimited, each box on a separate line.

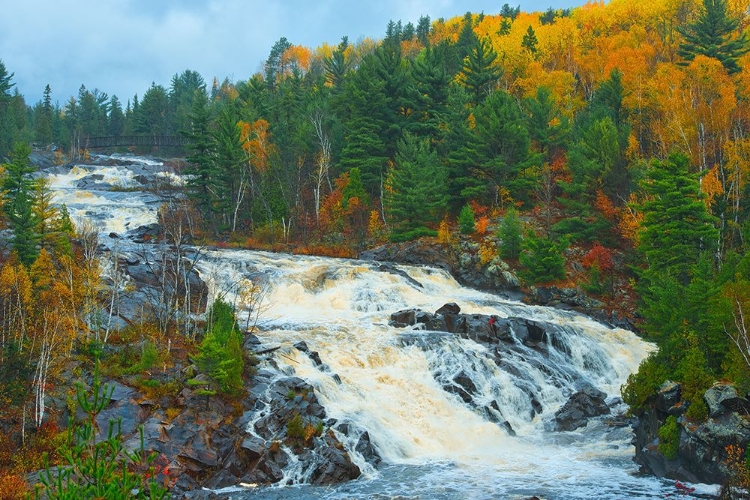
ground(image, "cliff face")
xmin=632 ymin=381 xmax=750 ymax=485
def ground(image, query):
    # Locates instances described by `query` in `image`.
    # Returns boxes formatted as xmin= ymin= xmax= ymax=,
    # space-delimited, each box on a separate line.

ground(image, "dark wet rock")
xmin=355 ymin=431 xmax=381 ymax=466
xmin=374 ymin=262 xmax=423 ymax=289
xmin=444 ymin=383 xmax=473 ymax=403
xmin=435 ymin=302 xmax=461 ymax=316
xmin=294 ymin=341 xmax=323 ymax=367
xmin=454 ymin=371 xmax=478 ymax=395
xmin=500 ymin=420 xmax=517 ymax=437
xmin=390 ymin=308 xmax=417 ymax=327
xmin=554 ymin=385 xmax=610 ymax=431
xmin=307 ymin=442 xmax=361 ymax=485
xmin=655 ymin=381 xmax=682 ymax=414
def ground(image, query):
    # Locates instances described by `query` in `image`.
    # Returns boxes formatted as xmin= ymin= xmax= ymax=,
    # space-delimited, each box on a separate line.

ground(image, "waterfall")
xmin=45 ymin=155 xmax=719 ymax=499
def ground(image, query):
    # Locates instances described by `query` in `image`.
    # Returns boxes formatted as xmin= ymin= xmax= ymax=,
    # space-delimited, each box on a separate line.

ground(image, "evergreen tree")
xmin=0 ymin=60 xmax=16 ymax=158
xmin=107 ymin=95 xmax=125 ymax=137
xmin=523 ymin=86 xmax=570 ymax=163
xmin=522 ymin=26 xmax=539 ymax=57
xmin=416 ymin=15 xmax=431 ymax=46
xmin=1 ymin=143 xmax=39 ymax=265
xmin=519 ymin=231 xmax=567 ymax=283
xmin=678 ymin=0 xmax=750 ymax=74
xmin=499 ymin=206 xmax=523 ymax=259
xmin=324 ymin=36 xmax=351 ymax=90
xmin=406 ymin=44 xmax=450 ymax=142
xmin=265 ymin=37 xmax=293 ymax=91
xmin=34 ymin=84 xmax=54 ymax=146
xmin=338 ymin=57 xmax=389 ymax=197
xmin=455 ymin=90 xmax=535 ymax=206
xmin=639 ymin=153 xmax=719 ymax=282
xmin=460 ymin=37 xmax=501 ymax=106
xmin=445 ymin=12 xmax=478 ymax=76
xmin=195 ymin=299 xmax=245 ymax=395
xmin=135 ymin=83 xmax=169 ymax=137
xmin=458 ymin=204 xmax=476 ymax=234
xmin=169 ymin=69 xmax=207 ymax=136
xmin=385 ymin=133 xmax=448 ymax=240
xmin=182 ymin=90 xmax=217 ymax=229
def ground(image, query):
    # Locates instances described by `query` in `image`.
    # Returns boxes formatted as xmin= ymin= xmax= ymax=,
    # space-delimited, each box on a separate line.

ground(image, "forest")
xmin=0 ymin=0 xmax=750 ymax=495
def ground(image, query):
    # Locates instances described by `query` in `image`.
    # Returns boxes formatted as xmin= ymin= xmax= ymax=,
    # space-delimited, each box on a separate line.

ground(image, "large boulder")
xmin=553 ymin=385 xmax=610 ymax=431
xmin=704 ymin=383 xmax=750 ymax=418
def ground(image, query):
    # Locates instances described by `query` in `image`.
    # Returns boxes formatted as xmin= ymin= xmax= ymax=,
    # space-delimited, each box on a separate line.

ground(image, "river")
xmin=45 ymin=154 xmax=719 ymax=499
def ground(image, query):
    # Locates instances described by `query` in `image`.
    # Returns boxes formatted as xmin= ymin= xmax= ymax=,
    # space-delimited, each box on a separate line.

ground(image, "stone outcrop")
xmin=31 ymin=348 xmax=364 ymax=499
xmin=632 ymin=381 xmax=750 ymax=484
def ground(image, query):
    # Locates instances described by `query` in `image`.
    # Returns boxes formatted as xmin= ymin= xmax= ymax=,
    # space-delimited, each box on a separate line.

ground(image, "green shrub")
xmin=140 ymin=340 xmax=159 ymax=372
xmin=195 ymin=299 xmax=245 ymax=395
xmin=286 ymin=414 xmax=305 ymax=441
xmin=621 ymin=352 xmax=670 ymax=412
xmin=686 ymin=397 xmax=708 ymax=421
xmin=658 ymin=416 xmax=680 ymax=460
xmin=458 ymin=205 xmax=475 ymax=234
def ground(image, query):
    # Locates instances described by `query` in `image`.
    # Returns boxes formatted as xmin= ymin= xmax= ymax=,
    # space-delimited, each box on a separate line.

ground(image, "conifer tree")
xmin=519 ymin=232 xmax=567 ymax=283
xmin=460 ymin=37 xmax=501 ymax=106
xmin=1 ymin=143 xmax=39 ymax=265
xmin=678 ymin=0 xmax=750 ymax=74
xmin=499 ymin=207 xmax=523 ymax=259
xmin=385 ymin=133 xmax=448 ymax=240
xmin=195 ymin=299 xmax=245 ymax=395
xmin=639 ymin=153 xmax=719 ymax=281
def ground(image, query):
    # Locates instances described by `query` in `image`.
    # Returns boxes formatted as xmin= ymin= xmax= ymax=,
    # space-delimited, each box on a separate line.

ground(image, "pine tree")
xmin=460 ymin=37 xmax=501 ymax=106
xmin=458 ymin=204 xmax=476 ymax=234
xmin=338 ymin=57 xmax=389 ymax=197
xmin=406 ymin=45 xmax=450 ymax=142
xmin=0 ymin=60 xmax=16 ymax=158
xmin=1 ymin=143 xmax=39 ymax=265
xmin=519 ymin=232 xmax=567 ymax=283
xmin=678 ymin=0 xmax=750 ymax=74
xmin=182 ymin=90 xmax=218 ymax=230
xmin=639 ymin=153 xmax=719 ymax=282
xmin=385 ymin=133 xmax=448 ymax=240
xmin=522 ymin=26 xmax=539 ymax=57
xmin=499 ymin=207 xmax=523 ymax=259
xmin=34 ymin=84 xmax=53 ymax=146
xmin=195 ymin=299 xmax=245 ymax=395
xmin=324 ymin=37 xmax=350 ymax=90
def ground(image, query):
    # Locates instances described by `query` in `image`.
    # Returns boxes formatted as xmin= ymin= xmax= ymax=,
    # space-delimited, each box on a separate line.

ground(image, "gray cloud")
xmin=0 ymin=0 xmax=586 ymax=104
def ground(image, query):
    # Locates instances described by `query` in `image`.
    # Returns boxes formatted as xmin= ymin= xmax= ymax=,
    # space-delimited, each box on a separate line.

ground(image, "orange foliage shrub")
xmin=594 ymin=190 xmax=620 ymax=222
xmin=582 ymin=243 xmax=615 ymax=273
xmin=0 ymin=473 xmax=27 ymax=500
xmin=475 ymin=215 xmax=490 ymax=235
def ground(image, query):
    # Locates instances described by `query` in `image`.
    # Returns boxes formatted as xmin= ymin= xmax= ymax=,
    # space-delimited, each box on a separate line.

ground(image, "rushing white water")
xmin=44 ymin=155 xmax=720 ymax=499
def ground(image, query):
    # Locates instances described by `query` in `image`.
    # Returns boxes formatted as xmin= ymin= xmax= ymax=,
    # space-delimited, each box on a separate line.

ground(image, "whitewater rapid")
xmin=43 ymin=155 xmax=719 ymax=499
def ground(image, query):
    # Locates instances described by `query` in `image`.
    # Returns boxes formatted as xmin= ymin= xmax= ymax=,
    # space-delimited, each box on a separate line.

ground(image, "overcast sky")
xmin=0 ymin=0 xmax=588 ymax=105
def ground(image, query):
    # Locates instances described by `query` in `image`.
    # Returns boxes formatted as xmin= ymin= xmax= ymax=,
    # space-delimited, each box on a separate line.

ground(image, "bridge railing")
xmin=83 ymin=135 xmax=190 ymax=149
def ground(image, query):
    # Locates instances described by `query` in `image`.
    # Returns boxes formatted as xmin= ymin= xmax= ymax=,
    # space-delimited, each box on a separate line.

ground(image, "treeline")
xmin=0 ymin=0 xmax=749 ymax=419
